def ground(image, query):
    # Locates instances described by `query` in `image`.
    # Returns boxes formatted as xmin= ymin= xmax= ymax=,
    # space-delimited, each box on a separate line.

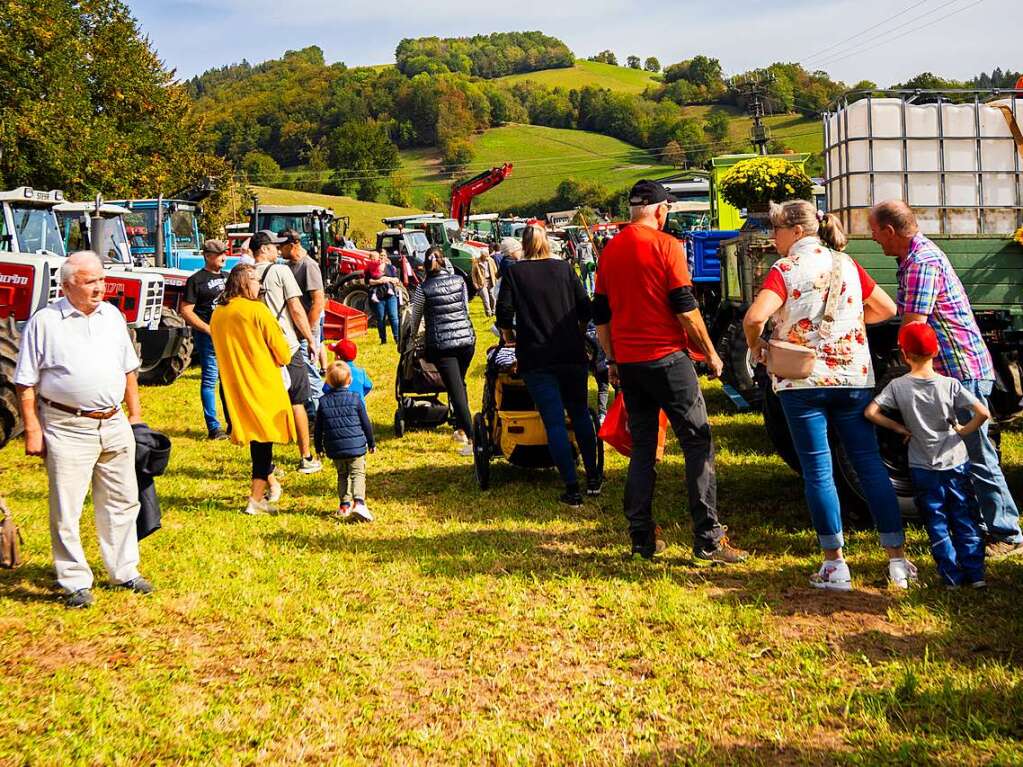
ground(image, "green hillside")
xmin=250 ymin=186 xmax=420 ymax=242
xmin=497 ymin=59 xmax=658 ymax=94
xmin=401 ymin=124 xmax=677 ymax=213
xmin=679 ymin=106 xmax=823 ymax=155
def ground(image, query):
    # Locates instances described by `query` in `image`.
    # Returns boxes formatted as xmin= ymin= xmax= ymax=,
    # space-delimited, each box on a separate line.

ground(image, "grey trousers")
xmin=333 ymin=455 xmax=367 ymax=504
xmin=41 ymin=405 xmax=141 ymax=592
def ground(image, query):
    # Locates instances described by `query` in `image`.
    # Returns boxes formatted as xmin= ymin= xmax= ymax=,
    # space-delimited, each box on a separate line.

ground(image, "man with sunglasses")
xmin=594 ymin=180 xmax=746 ymax=563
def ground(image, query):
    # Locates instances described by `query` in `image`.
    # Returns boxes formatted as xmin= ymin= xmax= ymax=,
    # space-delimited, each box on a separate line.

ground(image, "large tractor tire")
xmin=337 ymin=280 xmax=375 ymax=327
xmin=138 ymin=307 xmax=194 ymax=386
xmin=0 ymin=316 xmax=22 ymax=449
xmin=717 ymin=321 xmax=762 ymax=408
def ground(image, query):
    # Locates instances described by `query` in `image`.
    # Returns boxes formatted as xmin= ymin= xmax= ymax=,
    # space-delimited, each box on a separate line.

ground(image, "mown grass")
xmin=400 ymin=124 xmax=677 ymax=214
xmin=250 ymin=185 xmax=420 ymax=242
xmin=496 ymin=60 xmax=660 ymax=95
xmin=2 ymin=299 xmax=1023 ymax=764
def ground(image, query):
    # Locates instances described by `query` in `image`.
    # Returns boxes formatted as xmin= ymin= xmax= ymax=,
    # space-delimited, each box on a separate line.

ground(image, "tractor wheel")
xmin=472 ymin=412 xmax=491 ymax=490
xmin=337 ymin=280 xmax=376 ymax=327
xmin=0 ymin=316 xmax=22 ymax=448
xmin=138 ymin=307 xmax=194 ymax=386
xmin=717 ymin=321 xmax=762 ymax=408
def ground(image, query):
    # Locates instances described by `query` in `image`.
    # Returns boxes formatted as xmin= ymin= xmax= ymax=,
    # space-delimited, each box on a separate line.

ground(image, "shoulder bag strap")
xmin=259 ymin=264 xmax=288 ymax=320
xmin=818 ymin=251 xmax=845 ymax=341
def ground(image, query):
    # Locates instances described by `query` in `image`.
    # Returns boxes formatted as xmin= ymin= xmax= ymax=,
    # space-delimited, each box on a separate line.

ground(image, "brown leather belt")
xmin=40 ymin=397 xmax=121 ymax=420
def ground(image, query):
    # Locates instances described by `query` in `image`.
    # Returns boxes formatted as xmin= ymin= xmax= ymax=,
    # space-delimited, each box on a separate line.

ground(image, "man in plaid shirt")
xmin=871 ymin=201 xmax=1023 ymax=560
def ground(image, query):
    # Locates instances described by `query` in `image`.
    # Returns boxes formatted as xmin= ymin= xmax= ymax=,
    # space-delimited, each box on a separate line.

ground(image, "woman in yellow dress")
xmin=210 ymin=263 xmax=297 ymax=514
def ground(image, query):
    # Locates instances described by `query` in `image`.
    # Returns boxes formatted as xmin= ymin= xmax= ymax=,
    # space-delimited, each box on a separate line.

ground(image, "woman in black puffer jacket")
xmin=408 ymin=246 xmax=477 ymax=455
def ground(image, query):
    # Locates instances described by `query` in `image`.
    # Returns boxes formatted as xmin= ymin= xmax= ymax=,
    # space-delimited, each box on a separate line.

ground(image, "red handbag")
xmin=598 ymin=392 xmax=668 ymax=459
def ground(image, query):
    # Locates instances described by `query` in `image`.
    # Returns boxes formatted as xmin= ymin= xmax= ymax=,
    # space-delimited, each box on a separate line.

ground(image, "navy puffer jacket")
xmin=314 ymin=387 xmax=375 ymax=459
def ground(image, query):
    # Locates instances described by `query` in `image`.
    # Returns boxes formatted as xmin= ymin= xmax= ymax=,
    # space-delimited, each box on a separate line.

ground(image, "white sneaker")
xmin=244 ymin=497 xmax=269 ymax=516
xmin=888 ymin=558 xmax=918 ymax=589
xmin=298 ymin=456 xmax=323 ymax=474
xmin=451 ymin=430 xmax=469 ymax=445
xmin=351 ymin=501 xmax=374 ymax=522
xmin=266 ymin=478 xmax=283 ymax=503
xmin=810 ymin=559 xmax=852 ymax=590
xmin=458 ymin=442 xmax=474 ymax=457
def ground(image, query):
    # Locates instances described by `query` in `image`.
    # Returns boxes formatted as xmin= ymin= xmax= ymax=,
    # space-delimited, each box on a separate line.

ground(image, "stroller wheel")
xmin=472 ymin=412 xmax=490 ymax=490
xmin=394 ymin=407 xmax=406 ymax=438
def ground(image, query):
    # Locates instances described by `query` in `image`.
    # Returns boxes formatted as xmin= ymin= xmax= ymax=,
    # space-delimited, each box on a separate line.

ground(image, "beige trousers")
xmin=40 ymin=404 xmax=140 ymax=592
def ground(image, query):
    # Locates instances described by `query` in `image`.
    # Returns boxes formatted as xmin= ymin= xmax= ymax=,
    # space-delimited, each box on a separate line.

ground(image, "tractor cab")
xmin=55 ymin=200 xmax=134 ymax=266
xmin=376 ymin=228 xmax=430 ymax=270
xmin=111 ymin=198 xmax=210 ymax=272
xmin=248 ymin=204 xmax=343 ymax=258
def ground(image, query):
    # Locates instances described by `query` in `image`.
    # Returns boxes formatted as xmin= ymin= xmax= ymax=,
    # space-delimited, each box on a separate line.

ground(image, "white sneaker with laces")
xmin=266 ymin=478 xmax=283 ymax=503
xmin=298 ymin=456 xmax=323 ymax=474
xmin=351 ymin=501 xmax=374 ymax=522
xmin=810 ymin=559 xmax=852 ymax=591
xmin=244 ymin=497 xmax=269 ymax=515
xmin=888 ymin=558 xmax=918 ymax=589
xmin=452 ymin=430 xmax=469 ymax=445
xmin=458 ymin=442 xmax=474 ymax=457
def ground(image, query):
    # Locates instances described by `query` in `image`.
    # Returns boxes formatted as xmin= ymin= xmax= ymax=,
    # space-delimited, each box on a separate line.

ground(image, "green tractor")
xmin=380 ymin=214 xmax=482 ymax=295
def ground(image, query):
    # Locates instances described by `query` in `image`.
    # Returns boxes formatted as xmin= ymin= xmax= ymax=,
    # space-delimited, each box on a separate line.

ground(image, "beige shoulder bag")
xmin=766 ymin=252 xmax=845 ymax=380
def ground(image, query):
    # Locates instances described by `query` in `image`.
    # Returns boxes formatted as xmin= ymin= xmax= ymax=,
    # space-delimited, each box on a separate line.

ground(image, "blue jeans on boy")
xmin=778 ymin=387 xmax=904 ymax=551
xmin=194 ymin=331 xmax=221 ymax=433
xmin=910 ymin=465 xmax=985 ymax=585
xmin=959 ymin=379 xmax=1022 ymax=544
xmin=522 ymin=363 xmax=599 ymax=491
xmin=374 ymin=295 xmax=400 ymax=344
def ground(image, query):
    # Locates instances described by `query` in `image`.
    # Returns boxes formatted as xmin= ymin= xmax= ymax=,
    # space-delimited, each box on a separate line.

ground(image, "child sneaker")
xmin=888 ymin=558 xmax=918 ymax=589
xmin=351 ymin=501 xmax=374 ymax=522
xmin=810 ymin=559 xmax=852 ymax=590
xmin=333 ymin=503 xmax=352 ymax=521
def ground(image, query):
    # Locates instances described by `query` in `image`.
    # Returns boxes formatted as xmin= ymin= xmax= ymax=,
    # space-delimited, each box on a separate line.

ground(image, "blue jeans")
xmin=911 ymin=465 xmax=985 ymax=585
xmin=522 ymin=364 xmax=599 ymax=491
xmin=194 ymin=332 xmax=220 ymax=433
xmin=299 ymin=339 xmax=323 ymax=417
xmin=778 ymin=387 xmax=904 ymax=551
xmin=959 ymin=379 xmax=1022 ymax=543
xmin=374 ymin=295 xmax=400 ymax=344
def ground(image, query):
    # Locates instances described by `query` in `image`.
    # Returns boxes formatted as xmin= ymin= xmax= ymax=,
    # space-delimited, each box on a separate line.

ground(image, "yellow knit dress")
xmin=210 ymin=297 xmax=297 ymax=446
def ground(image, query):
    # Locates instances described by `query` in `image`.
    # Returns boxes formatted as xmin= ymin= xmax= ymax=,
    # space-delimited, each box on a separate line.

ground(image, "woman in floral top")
xmin=742 ymin=200 xmax=915 ymax=591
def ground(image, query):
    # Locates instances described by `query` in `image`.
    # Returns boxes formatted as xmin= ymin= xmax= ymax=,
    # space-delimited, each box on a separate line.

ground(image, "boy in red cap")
xmin=865 ymin=322 xmax=991 ymax=588
xmin=326 ymin=339 xmax=372 ymax=400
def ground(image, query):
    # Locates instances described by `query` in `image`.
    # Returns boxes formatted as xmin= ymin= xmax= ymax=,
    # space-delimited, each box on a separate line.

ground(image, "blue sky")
xmin=129 ymin=0 xmax=1021 ymax=86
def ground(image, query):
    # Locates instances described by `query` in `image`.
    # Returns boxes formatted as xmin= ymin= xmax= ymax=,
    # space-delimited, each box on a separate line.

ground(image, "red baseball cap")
xmin=898 ymin=322 xmax=938 ymax=358
xmin=329 ymin=339 xmax=358 ymax=361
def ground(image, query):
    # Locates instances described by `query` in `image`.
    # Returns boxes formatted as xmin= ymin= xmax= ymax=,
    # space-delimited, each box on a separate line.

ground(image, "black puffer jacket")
xmin=410 ymin=271 xmax=475 ymax=353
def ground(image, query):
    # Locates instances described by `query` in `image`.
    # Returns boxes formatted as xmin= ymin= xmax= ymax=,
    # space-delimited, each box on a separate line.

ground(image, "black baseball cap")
xmin=277 ymin=228 xmax=301 ymax=244
xmin=628 ymin=180 xmax=676 ymax=206
xmin=250 ymin=229 xmax=287 ymax=250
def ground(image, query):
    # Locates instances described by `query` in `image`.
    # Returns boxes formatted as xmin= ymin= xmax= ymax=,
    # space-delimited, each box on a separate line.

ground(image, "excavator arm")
xmin=450 ymin=163 xmax=513 ymax=227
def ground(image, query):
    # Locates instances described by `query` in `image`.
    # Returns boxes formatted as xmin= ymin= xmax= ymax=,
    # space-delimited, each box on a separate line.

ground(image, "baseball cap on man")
xmin=898 ymin=321 xmax=939 ymax=358
xmin=202 ymin=238 xmax=227 ymax=254
xmin=628 ymin=180 xmax=676 ymax=206
xmin=249 ymin=230 xmax=288 ymax=251
xmin=277 ymin=228 xmax=301 ymax=244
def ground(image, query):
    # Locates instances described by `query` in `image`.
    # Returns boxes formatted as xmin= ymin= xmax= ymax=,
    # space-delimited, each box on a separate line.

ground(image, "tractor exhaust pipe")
xmin=155 ymin=193 xmax=165 ymax=268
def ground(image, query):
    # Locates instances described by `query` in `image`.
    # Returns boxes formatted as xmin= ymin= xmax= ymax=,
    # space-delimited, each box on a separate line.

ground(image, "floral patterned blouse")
xmin=760 ymin=236 xmax=876 ymax=392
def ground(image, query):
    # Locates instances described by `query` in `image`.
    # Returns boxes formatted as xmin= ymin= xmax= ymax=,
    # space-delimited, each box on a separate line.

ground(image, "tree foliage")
xmin=588 ymin=50 xmax=618 ymax=66
xmin=644 ymin=57 xmax=661 ymax=73
xmin=395 ymin=31 xmax=572 ymax=79
xmin=627 ymin=56 xmax=641 ymax=70
xmin=324 ymin=120 xmax=399 ymax=201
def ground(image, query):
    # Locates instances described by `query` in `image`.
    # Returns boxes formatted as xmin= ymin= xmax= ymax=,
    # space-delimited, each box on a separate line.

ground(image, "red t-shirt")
xmin=760 ymin=258 xmax=877 ymax=301
xmin=594 ymin=223 xmax=694 ymax=364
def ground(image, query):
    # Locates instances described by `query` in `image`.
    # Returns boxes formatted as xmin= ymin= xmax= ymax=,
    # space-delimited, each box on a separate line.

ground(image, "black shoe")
xmin=586 ymin=476 xmax=604 ymax=497
xmin=560 ymin=490 xmax=584 ymax=508
xmin=66 ymin=588 xmax=94 ymax=609
xmin=631 ymin=525 xmax=667 ymax=560
xmin=117 ymin=577 xmax=154 ymax=594
xmin=208 ymin=428 xmax=229 ymax=441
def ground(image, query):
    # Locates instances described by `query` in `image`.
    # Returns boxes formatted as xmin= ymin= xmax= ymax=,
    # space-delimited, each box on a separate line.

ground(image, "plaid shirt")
xmin=897 ymin=233 xmax=994 ymax=381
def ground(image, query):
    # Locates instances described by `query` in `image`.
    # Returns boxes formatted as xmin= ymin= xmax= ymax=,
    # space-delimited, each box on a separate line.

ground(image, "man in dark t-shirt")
xmin=181 ymin=239 xmax=229 ymax=439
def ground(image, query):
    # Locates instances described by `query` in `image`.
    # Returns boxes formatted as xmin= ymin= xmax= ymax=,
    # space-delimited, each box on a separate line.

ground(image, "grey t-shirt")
xmin=873 ymin=373 xmax=979 ymax=470
xmin=255 ymin=262 xmax=302 ymax=354
xmin=289 ymin=255 xmax=324 ymax=313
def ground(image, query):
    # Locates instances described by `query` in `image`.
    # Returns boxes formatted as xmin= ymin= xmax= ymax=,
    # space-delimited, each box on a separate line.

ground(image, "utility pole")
xmin=731 ymin=72 xmax=775 ymax=155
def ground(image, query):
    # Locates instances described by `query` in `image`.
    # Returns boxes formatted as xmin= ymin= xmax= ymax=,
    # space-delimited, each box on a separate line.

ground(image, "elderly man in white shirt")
xmin=15 ymin=251 xmax=152 ymax=608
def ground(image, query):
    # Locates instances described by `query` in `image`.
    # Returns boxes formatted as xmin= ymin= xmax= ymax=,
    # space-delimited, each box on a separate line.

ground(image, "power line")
xmin=803 ymin=0 xmax=933 ymax=62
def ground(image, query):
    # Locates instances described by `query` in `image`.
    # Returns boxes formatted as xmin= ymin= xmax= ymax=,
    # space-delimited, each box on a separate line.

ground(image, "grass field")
xmin=2 ymin=298 xmax=1023 ymax=764
xmin=497 ymin=60 xmax=660 ymax=95
xmin=400 ymin=124 xmax=678 ymax=214
xmin=250 ymin=185 xmax=420 ymax=242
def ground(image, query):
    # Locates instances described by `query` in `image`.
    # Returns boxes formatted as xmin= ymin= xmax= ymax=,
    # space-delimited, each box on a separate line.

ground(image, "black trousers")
xmin=426 ymin=345 xmax=475 ymax=435
xmin=250 ymin=441 xmax=274 ymax=481
xmin=618 ymin=352 xmax=723 ymax=554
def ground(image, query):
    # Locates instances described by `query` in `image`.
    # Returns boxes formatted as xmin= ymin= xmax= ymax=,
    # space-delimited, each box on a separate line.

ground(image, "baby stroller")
xmin=393 ymin=308 xmax=451 ymax=437
xmin=472 ymin=345 xmax=603 ymax=490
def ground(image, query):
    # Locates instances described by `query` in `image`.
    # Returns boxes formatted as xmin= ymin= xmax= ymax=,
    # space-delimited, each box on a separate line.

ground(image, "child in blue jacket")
xmin=315 ymin=361 xmax=376 ymax=522
xmin=325 ymin=339 xmax=372 ymax=400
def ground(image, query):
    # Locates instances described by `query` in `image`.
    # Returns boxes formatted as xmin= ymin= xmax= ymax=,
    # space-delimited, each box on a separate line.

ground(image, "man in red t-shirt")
xmin=594 ymin=180 xmax=747 ymax=563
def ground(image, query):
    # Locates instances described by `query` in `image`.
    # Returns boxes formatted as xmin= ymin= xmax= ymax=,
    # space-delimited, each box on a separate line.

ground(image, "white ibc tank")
xmin=826 ymin=97 xmax=1023 ymax=235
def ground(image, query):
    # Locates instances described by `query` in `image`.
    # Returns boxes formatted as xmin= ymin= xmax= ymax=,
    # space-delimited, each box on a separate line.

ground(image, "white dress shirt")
xmin=14 ymin=298 xmax=141 ymax=410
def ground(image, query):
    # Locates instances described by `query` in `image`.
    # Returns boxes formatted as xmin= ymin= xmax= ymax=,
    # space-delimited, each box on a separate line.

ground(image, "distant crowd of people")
xmin=12 ymin=180 xmax=1021 ymax=608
